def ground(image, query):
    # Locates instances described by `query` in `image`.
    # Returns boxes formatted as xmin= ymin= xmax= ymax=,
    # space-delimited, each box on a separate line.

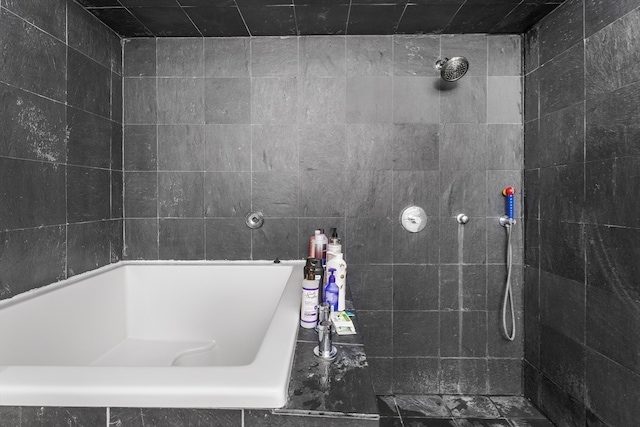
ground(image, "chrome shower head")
xmin=435 ymin=56 xmax=469 ymax=82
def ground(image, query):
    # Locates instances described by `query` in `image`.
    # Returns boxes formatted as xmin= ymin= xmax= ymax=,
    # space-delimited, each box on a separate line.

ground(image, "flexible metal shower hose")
xmin=502 ymin=224 xmax=516 ymax=341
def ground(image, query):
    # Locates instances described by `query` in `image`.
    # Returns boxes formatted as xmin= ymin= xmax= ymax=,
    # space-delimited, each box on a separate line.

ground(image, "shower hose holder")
xmin=499 ymin=187 xmax=516 ymax=227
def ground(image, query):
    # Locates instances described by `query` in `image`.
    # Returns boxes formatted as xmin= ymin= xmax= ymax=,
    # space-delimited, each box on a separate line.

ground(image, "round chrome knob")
xmin=245 ymin=211 xmax=264 ymax=229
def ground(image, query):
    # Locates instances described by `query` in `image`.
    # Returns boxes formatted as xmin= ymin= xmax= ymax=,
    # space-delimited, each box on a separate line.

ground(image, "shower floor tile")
xmin=377 ymin=395 xmax=555 ymax=427
xmin=489 ymin=396 xmax=547 ymax=419
xmin=443 ymin=395 xmax=501 ymax=418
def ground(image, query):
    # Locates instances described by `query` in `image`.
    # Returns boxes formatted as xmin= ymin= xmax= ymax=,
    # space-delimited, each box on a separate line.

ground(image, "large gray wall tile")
xmin=204 ymin=38 xmax=250 ymax=78
xmin=0 ymin=83 xmax=67 ymax=163
xmin=300 ymin=36 xmax=346 ymax=77
xmin=0 ymin=9 xmax=66 ymax=102
xmin=585 ymin=8 xmax=640 ymax=97
xmin=0 ymin=157 xmax=66 ymax=229
xmin=538 ymin=0 xmax=583 ymax=64
xmin=157 ymin=38 xmax=203 ymax=77
xmin=346 ymin=77 xmax=392 ymax=123
xmin=346 ymin=36 xmax=392 ymax=77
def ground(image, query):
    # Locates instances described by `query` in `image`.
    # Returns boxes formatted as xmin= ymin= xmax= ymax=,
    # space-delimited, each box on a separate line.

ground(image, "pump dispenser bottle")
xmin=326 ymin=228 xmax=342 ymax=263
xmin=326 ymin=252 xmax=347 ymax=311
xmin=324 ymin=268 xmax=339 ymax=312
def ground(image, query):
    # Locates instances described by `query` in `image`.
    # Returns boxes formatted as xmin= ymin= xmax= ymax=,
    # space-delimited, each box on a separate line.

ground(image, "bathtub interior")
xmin=0 ymin=263 xmax=296 ymax=368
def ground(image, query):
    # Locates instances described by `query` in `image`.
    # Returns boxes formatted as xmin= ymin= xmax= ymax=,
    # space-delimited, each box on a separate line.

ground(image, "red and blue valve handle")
xmin=502 ymin=186 xmax=515 ymax=219
xmin=500 ymin=187 xmax=516 ymax=227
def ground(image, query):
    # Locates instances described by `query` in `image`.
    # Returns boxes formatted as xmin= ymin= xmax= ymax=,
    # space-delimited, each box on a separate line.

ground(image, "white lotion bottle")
xmin=300 ymin=270 xmax=319 ymax=329
xmin=326 ymin=252 xmax=347 ymax=311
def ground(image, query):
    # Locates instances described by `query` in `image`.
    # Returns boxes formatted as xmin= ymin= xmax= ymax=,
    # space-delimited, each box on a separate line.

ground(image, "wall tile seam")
xmin=584 ymin=3 xmax=640 ymax=40
xmin=536 ymin=368 xmax=587 ymax=405
xmin=67 ymin=106 xmax=122 ymax=125
xmin=584 ymin=339 xmax=640 ymax=375
xmin=67 ymin=43 xmax=117 ymax=77
xmin=537 ymin=38 xmax=585 ymax=69
xmin=0 ymin=4 xmax=69 ymax=47
xmin=581 ymin=222 xmax=640 ymax=231
xmin=0 ymin=80 xmax=68 ymax=109
xmin=0 ymin=223 xmax=66 ymax=234
xmin=67 ymin=163 xmax=116 ymax=173
xmin=536 ymin=99 xmax=584 ymax=123
xmin=0 ymin=155 xmax=68 ymax=168
xmin=584 ymin=78 xmax=640 ymax=101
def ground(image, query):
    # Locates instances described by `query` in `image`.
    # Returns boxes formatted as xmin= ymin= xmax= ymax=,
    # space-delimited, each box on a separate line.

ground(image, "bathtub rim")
xmin=0 ymin=259 xmax=304 ymax=408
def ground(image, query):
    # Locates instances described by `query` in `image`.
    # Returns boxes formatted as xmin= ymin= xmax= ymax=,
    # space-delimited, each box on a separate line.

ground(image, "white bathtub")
xmin=0 ymin=260 xmax=304 ymax=408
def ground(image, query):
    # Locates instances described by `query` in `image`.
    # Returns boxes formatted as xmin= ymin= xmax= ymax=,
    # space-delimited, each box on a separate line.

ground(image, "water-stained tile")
xmin=404 ymin=418 xmax=457 ymax=427
xmin=1 ymin=83 xmax=67 ymax=163
xmin=489 ymin=396 xmax=546 ymax=419
xmin=394 ymin=395 xmax=450 ymax=418
xmin=455 ymin=419 xmax=511 ymax=427
xmin=442 ymin=395 xmax=500 ymax=418
xmin=377 ymin=395 xmax=399 ymax=417
xmin=509 ymin=419 xmax=556 ymax=427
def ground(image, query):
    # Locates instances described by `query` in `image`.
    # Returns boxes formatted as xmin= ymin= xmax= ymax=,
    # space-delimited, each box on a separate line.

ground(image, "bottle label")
xmin=325 ymin=291 xmax=338 ymax=311
xmin=301 ymin=290 xmax=318 ymax=319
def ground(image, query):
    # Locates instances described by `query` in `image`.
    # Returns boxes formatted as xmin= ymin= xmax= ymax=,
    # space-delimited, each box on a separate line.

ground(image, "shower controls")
xmin=498 ymin=186 xmax=516 ymax=341
xmin=245 ymin=211 xmax=264 ymax=229
xmin=499 ymin=186 xmax=516 ymax=227
xmin=456 ymin=214 xmax=469 ymax=224
xmin=400 ymin=206 xmax=427 ymax=233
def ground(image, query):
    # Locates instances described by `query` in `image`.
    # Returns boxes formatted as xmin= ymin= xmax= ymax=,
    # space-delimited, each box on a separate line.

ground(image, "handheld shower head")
xmin=435 ymin=56 xmax=469 ymax=82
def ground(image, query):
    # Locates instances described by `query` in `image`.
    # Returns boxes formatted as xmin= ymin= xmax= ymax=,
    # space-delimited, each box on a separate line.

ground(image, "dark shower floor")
xmin=377 ymin=395 xmax=555 ymax=427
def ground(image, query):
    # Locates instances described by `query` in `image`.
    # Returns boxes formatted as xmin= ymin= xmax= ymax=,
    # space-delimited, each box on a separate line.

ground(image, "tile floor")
xmin=377 ymin=395 xmax=556 ymax=427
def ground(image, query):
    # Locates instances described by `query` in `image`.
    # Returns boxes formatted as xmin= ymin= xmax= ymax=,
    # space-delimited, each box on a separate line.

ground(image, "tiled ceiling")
xmin=75 ymin=0 xmax=566 ymax=38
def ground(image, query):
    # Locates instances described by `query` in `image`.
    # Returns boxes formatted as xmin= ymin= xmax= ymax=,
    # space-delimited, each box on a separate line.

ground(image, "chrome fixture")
xmin=435 ymin=56 xmax=469 ymax=82
xmin=245 ymin=211 xmax=264 ymax=229
xmin=400 ymin=206 xmax=427 ymax=233
xmin=314 ymin=320 xmax=337 ymax=361
xmin=456 ymin=214 xmax=469 ymax=224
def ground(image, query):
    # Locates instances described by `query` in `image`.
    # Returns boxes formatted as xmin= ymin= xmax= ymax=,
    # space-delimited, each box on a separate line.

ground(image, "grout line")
xmin=249 ymin=37 xmax=254 ymax=260
xmin=155 ymin=39 xmax=160 ymax=259
xmin=64 ymin=0 xmax=69 ymax=279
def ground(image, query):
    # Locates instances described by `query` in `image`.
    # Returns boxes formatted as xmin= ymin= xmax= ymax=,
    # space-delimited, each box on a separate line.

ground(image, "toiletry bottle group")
xmin=302 ymin=228 xmax=347 ymax=323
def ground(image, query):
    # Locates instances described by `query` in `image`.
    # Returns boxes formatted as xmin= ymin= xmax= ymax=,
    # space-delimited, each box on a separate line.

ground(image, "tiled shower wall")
xmin=123 ymin=34 xmax=524 ymax=394
xmin=0 ymin=0 xmax=122 ymax=300
xmin=523 ymin=0 xmax=640 ymax=426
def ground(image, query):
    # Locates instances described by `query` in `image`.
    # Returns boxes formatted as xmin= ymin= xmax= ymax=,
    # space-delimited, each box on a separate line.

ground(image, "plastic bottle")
xmin=326 ymin=228 xmax=342 ymax=263
xmin=326 ymin=252 xmax=347 ymax=311
xmin=300 ymin=269 xmax=319 ymax=329
xmin=308 ymin=230 xmax=320 ymax=258
xmin=324 ymin=268 xmax=339 ymax=312
xmin=313 ymin=229 xmax=328 ymax=266
xmin=304 ymin=257 xmax=323 ymax=305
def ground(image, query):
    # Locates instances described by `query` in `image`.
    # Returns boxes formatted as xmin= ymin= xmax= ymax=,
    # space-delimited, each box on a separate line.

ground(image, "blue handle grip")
xmin=506 ymin=194 xmax=515 ymax=219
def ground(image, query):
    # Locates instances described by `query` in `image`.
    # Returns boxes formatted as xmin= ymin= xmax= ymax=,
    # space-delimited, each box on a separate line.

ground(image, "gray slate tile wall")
xmin=0 ymin=0 xmax=123 ymax=299
xmin=122 ymin=34 xmax=524 ymax=395
xmin=523 ymin=1 xmax=640 ymax=426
